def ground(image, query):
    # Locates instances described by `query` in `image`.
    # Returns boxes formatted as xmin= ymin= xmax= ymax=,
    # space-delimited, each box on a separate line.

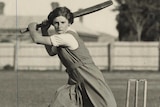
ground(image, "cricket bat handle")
xmin=20 ymin=24 xmax=42 ymax=33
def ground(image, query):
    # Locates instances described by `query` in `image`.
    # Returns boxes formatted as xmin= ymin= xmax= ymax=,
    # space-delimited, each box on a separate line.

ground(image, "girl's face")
xmin=52 ymin=16 xmax=70 ymax=34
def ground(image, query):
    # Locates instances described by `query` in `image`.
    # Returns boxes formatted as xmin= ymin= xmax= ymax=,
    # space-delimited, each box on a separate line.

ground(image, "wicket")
xmin=125 ymin=79 xmax=148 ymax=107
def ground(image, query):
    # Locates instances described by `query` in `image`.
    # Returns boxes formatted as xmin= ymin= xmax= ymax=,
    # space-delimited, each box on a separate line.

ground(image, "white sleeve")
xmin=50 ymin=34 xmax=79 ymax=50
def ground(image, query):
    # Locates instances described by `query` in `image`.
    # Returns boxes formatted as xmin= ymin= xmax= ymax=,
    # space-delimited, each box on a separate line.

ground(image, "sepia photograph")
xmin=0 ymin=0 xmax=160 ymax=107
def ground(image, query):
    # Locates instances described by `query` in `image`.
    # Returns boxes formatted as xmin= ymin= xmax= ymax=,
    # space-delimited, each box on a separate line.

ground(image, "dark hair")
xmin=48 ymin=7 xmax=74 ymax=24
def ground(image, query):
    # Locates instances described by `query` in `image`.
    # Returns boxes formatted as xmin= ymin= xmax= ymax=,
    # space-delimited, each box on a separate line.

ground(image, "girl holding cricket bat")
xmin=28 ymin=6 xmax=117 ymax=107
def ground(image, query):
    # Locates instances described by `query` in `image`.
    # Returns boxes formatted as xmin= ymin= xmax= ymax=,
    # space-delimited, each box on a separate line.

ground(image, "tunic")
xmin=49 ymin=29 xmax=117 ymax=107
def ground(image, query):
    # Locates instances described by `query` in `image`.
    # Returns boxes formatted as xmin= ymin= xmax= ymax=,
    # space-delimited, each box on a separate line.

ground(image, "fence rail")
xmin=0 ymin=42 xmax=159 ymax=71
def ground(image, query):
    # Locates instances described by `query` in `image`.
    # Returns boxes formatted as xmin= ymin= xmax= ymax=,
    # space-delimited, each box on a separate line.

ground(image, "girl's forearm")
xmin=45 ymin=45 xmax=57 ymax=56
xmin=41 ymin=28 xmax=57 ymax=56
xmin=28 ymin=23 xmax=40 ymax=43
xmin=29 ymin=30 xmax=40 ymax=43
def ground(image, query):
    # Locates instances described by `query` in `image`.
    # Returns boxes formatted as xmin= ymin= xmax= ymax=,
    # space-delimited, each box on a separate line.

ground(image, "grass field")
xmin=0 ymin=70 xmax=160 ymax=107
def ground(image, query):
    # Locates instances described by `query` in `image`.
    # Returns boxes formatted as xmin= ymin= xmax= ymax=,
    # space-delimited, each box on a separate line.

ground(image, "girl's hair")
xmin=48 ymin=7 xmax=74 ymax=24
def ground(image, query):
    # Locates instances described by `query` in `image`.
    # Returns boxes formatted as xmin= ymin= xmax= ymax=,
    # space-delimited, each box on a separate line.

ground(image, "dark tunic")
xmin=49 ymin=30 xmax=117 ymax=107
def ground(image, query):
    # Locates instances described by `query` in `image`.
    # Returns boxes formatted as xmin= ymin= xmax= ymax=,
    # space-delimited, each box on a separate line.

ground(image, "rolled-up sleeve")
xmin=50 ymin=34 xmax=79 ymax=50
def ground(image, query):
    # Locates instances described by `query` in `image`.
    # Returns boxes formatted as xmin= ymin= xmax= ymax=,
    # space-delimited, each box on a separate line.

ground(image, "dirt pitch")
xmin=0 ymin=70 xmax=160 ymax=107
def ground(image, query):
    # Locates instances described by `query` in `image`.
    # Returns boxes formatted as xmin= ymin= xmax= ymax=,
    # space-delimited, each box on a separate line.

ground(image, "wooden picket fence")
xmin=0 ymin=42 xmax=159 ymax=71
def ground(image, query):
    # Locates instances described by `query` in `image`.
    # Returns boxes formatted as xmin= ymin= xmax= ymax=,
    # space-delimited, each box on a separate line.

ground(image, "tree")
xmin=114 ymin=0 xmax=160 ymax=41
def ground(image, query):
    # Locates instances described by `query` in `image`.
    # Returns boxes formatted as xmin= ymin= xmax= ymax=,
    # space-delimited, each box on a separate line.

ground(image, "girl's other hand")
xmin=41 ymin=20 xmax=51 ymax=31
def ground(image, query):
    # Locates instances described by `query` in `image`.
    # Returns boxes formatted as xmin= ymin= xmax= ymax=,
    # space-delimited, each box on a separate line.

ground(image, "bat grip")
xmin=20 ymin=24 xmax=42 ymax=33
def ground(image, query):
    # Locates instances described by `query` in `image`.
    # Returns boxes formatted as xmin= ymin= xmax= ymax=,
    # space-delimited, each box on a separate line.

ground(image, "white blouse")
xmin=50 ymin=28 xmax=79 ymax=50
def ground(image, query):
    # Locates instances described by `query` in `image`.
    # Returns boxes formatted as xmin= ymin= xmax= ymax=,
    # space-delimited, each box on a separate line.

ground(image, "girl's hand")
xmin=28 ymin=22 xmax=38 ymax=31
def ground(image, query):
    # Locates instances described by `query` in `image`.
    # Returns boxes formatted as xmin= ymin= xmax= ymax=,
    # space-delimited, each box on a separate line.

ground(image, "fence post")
xmin=158 ymin=37 xmax=160 ymax=71
xmin=108 ymin=42 xmax=114 ymax=72
xmin=13 ymin=38 xmax=19 ymax=71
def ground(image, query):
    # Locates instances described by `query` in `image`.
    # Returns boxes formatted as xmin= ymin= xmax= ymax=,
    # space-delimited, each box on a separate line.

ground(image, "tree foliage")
xmin=114 ymin=0 xmax=160 ymax=41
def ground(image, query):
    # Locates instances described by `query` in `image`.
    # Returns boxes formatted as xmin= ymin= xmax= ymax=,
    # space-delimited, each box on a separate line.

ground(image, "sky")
xmin=0 ymin=0 xmax=119 ymax=37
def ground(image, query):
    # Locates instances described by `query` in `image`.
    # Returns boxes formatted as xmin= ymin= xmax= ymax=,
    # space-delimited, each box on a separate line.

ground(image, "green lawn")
xmin=0 ymin=71 xmax=160 ymax=107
